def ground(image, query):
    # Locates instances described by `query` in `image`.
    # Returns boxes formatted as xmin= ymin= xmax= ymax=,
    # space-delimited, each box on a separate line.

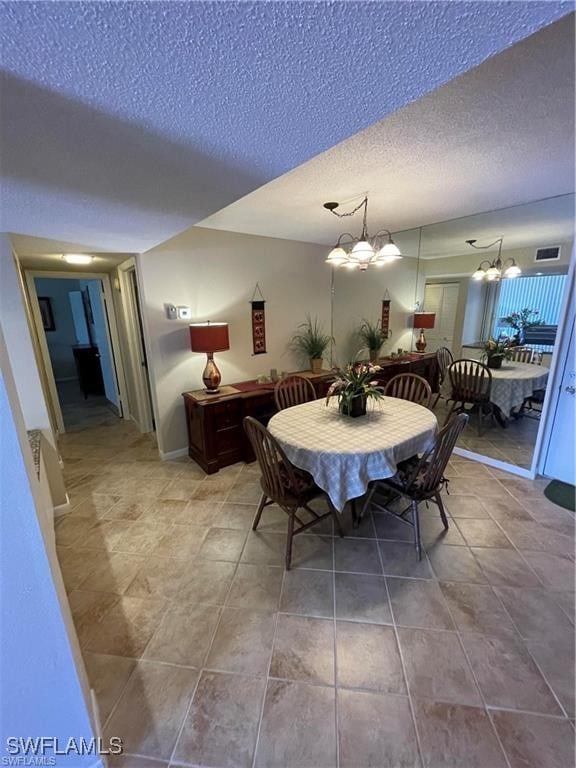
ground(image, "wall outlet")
xmin=165 ymin=303 xmax=177 ymax=320
xmin=177 ymin=306 xmax=192 ymax=320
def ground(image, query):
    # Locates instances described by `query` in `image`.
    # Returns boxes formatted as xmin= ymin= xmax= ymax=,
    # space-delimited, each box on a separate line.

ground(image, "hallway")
xmin=55 ymin=418 xmax=575 ymax=768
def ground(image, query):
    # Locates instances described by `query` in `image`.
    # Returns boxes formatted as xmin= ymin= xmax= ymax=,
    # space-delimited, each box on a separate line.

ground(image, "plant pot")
xmin=340 ymin=394 xmax=367 ymax=418
xmin=486 ymin=355 xmax=503 ymax=369
xmin=369 ymin=349 xmax=380 ymax=363
xmin=310 ymin=358 xmax=323 ymax=374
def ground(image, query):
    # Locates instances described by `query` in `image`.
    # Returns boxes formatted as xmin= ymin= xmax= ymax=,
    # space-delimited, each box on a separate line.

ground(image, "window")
xmin=493 ymin=274 xmax=567 ymax=350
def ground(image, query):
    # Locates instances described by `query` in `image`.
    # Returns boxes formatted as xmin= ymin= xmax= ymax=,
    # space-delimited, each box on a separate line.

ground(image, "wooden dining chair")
xmin=510 ymin=347 xmax=534 ymax=363
xmin=384 ymin=373 xmax=432 ymax=408
xmin=243 ymin=416 xmax=343 ymax=569
xmin=363 ymin=413 xmax=468 ymax=559
xmin=432 ymin=346 xmax=454 ymax=408
xmin=445 ymin=359 xmax=494 ymax=435
xmin=274 ymin=374 xmax=316 ymax=411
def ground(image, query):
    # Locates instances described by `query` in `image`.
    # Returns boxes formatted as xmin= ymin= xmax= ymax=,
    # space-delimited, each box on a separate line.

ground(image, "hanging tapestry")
xmin=381 ymin=293 xmax=391 ymax=338
xmin=250 ymin=284 xmax=266 ymax=355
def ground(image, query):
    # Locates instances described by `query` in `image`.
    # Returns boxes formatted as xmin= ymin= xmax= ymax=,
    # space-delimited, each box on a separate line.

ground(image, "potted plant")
xmin=325 ymin=361 xmax=384 ymax=417
xmin=501 ymin=307 xmax=541 ymax=344
xmin=358 ymin=319 xmax=387 ymax=363
xmin=482 ymin=337 xmax=513 ymax=369
xmin=290 ymin=316 xmax=332 ymax=374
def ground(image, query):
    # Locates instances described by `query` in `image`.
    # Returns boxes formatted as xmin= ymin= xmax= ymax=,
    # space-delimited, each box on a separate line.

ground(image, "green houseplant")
xmin=290 ymin=316 xmax=332 ymax=374
xmin=481 ymin=337 xmax=513 ymax=369
xmin=325 ymin=362 xmax=384 ymax=417
xmin=358 ymin=319 xmax=387 ymax=363
xmin=501 ymin=307 xmax=541 ymax=344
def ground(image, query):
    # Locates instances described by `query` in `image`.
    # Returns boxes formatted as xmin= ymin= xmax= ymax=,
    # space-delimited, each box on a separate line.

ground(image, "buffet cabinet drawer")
xmin=211 ymin=400 xmax=242 ymax=430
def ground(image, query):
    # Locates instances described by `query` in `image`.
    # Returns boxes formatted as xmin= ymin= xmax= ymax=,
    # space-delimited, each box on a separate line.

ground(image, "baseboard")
xmin=53 ymin=493 xmax=71 ymax=517
xmin=160 ymin=446 xmax=189 ymax=461
xmin=453 ymin=447 xmax=535 ymax=479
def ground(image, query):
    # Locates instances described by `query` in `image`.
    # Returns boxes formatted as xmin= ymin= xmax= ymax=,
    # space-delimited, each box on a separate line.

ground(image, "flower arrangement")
xmin=326 ymin=362 xmax=384 ymax=417
xmin=482 ymin=337 xmax=513 ymax=369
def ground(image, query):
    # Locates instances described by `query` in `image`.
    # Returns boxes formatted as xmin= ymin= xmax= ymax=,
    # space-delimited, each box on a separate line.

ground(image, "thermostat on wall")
xmin=177 ymin=306 xmax=192 ymax=320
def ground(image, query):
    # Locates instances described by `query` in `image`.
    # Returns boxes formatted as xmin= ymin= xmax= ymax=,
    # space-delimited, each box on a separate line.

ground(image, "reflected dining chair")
xmin=432 ymin=346 xmax=454 ymax=408
xmin=243 ymin=416 xmax=343 ymax=569
xmin=445 ymin=359 xmax=494 ymax=435
xmin=384 ymin=373 xmax=432 ymax=409
xmin=510 ymin=347 xmax=534 ymax=363
xmin=362 ymin=413 xmax=468 ymax=559
xmin=274 ymin=374 xmax=316 ymax=411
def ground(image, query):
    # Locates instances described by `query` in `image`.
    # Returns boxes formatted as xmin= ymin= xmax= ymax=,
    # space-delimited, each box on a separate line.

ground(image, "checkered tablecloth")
xmin=489 ymin=362 xmax=549 ymax=416
xmin=268 ymin=397 xmax=438 ymax=512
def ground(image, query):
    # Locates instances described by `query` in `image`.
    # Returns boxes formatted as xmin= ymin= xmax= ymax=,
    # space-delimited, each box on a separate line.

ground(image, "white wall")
xmin=0 ymin=326 xmax=99 ymax=765
xmin=138 ymin=226 xmax=331 ymax=455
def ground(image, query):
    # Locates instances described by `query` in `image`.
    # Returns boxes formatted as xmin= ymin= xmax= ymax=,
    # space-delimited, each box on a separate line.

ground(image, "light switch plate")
xmin=165 ymin=303 xmax=177 ymax=320
xmin=177 ymin=306 xmax=192 ymax=320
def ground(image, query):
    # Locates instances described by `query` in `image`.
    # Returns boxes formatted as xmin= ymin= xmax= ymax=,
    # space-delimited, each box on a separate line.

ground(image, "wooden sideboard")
xmin=182 ymin=354 xmax=438 ymax=474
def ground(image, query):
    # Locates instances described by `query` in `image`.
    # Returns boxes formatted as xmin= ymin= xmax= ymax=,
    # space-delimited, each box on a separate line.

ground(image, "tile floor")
xmin=55 ymin=416 xmax=575 ymax=768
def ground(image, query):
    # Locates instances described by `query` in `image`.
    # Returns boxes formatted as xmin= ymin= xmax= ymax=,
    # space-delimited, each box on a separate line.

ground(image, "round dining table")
xmin=488 ymin=360 xmax=549 ymax=418
xmin=267 ymin=397 xmax=438 ymax=512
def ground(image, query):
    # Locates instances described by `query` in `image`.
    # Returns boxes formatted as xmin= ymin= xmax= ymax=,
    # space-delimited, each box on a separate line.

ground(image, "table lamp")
xmin=413 ymin=313 xmax=436 ymax=353
xmin=189 ymin=322 xmax=230 ymax=393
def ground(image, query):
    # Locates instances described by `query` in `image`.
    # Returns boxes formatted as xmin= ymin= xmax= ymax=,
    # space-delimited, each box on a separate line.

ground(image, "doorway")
xmin=423 ymin=282 xmax=460 ymax=352
xmin=26 ymin=271 xmax=128 ymax=433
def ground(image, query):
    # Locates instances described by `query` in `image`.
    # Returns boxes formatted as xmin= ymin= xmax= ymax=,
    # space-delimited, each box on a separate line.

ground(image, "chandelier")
xmin=324 ymin=196 xmax=402 ymax=271
xmin=467 ymin=237 xmax=521 ymax=281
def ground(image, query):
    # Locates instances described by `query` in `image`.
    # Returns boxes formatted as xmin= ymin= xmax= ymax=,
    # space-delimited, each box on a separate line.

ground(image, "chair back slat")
xmin=243 ymin=416 xmax=295 ymax=501
xmin=384 ymin=373 xmax=432 ymax=408
xmin=274 ymin=374 xmax=317 ymax=411
xmin=418 ymin=413 xmax=469 ymax=493
xmin=510 ymin=347 xmax=533 ymax=364
xmin=436 ymin=347 xmax=454 ymax=385
xmin=448 ymin=359 xmax=492 ymax=403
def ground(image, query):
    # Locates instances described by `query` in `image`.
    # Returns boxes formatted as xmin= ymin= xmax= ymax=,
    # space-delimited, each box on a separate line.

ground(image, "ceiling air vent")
xmin=535 ymin=245 xmax=561 ymax=262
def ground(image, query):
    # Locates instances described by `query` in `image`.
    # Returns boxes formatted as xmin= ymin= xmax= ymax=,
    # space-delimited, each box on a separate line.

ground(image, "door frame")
xmin=24 ymin=270 xmax=129 ymax=434
xmin=116 ymin=258 xmax=155 ymax=433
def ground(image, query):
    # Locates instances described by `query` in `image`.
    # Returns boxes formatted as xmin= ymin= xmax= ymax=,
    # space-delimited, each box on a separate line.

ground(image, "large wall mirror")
xmin=332 ymin=193 xmax=574 ymax=475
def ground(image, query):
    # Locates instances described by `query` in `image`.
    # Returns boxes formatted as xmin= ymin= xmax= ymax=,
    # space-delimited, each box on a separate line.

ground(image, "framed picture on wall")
xmin=38 ymin=297 xmax=55 ymax=331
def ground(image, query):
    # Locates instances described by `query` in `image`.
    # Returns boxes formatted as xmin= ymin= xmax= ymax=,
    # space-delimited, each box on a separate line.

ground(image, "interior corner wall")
xmin=34 ymin=276 xmax=81 ymax=381
xmin=138 ymin=226 xmax=331 ymax=456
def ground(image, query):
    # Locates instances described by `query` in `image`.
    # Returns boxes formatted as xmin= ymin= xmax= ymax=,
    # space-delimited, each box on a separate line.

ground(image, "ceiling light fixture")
xmin=323 ymin=196 xmax=402 ymax=271
xmin=466 ymin=238 xmax=521 ymax=281
xmin=63 ymin=254 xmax=93 ymax=265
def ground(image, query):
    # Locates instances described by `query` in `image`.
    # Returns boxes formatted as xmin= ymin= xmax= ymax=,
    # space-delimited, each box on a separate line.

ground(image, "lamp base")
xmin=202 ymin=353 xmax=222 ymax=393
xmin=415 ymin=330 xmax=427 ymax=353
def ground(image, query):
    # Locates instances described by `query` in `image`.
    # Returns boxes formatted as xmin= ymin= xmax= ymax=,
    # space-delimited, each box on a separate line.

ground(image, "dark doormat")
xmin=544 ymin=480 xmax=576 ymax=512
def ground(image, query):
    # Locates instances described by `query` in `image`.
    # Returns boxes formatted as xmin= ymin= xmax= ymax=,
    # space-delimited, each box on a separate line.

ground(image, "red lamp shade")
xmin=189 ymin=323 xmax=230 ymax=353
xmin=413 ymin=313 xmax=436 ymax=330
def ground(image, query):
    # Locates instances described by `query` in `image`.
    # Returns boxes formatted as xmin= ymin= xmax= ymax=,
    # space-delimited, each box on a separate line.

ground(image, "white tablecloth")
xmin=268 ymin=397 xmax=438 ymax=512
xmin=489 ymin=362 xmax=549 ymax=416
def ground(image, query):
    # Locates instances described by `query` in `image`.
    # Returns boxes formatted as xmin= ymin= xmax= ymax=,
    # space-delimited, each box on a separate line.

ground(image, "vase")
xmin=369 ymin=349 xmax=379 ymax=363
xmin=340 ymin=394 xmax=367 ymax=418
xmin=486 ymin=355 xmax=503 ymax=370
xmin=310 ymin=358 xmax=323 ymax=374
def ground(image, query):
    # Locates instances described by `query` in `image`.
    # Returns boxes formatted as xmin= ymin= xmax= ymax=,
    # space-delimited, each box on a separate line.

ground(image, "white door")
xmin=86 ymin=281 xmax=120 ymax=410
xmin=543 ymin=313 xmax=575 ymax=484
xmin=423 ymin=283 xmax=460 ymax=353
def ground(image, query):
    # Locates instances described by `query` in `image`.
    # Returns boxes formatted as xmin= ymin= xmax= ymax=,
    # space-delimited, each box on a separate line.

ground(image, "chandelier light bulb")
xmin=379 ymin=241 xmax=402 ymax=258
xmin=504 ymin=263 xmax=521 ymax=278
xmin=485 ymin=266 xmax=501 ymax=281
xmin=472 ymin=267 xmax=486 ymax=280
xmin=350 ymin=240 xmax=375 ymax=263
xmin=325 ymin=246 xmax=348 ymax=266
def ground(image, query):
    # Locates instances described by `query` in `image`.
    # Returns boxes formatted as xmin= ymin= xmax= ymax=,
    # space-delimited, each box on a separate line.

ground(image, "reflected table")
xmin=489 ymin=361 xmax=549 ymax=420
xmin=267 ymin=397 xmax=438 ymax=513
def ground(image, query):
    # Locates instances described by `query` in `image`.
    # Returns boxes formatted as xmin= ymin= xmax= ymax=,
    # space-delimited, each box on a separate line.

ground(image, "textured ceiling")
xmin=10 ymin=234 xmax=131 ymax=272
xmin=0 ymin=1 xmax=571 ymax=251
xmin=200 ymin=16 xmax=575 ymax=246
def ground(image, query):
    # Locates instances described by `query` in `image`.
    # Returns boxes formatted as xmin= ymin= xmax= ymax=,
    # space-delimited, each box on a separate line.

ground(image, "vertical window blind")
xmin=493 ymin=274 xmax=567 ymax=344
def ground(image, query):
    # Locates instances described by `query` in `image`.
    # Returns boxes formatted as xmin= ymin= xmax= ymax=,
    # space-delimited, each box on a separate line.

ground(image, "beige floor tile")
xmin=228 ymin=482 xmax=264 ymax=505
xmin=291 ymin=534 xmax=334 ymax=570
xmin=104 ymin=659 xmax=198 ymax=760
xmin=428 ymin=545 xmax=487 ymax=583
xmin=83 ymin=651 xmax=136 ymax=722
xmin=143 ymin=602 xmax=221 ymax=667
xmin=206 ymin=607 xmax=276 ymax=676
xmin=197 ymin=527 xmax=247 ymax=562
xmin=455 ymin=518 xmax=512 ymax=548
xmin=173 ymin=671 xmax=265 ymax=768
xmin=241 ymin=532 xmax=287 ymax=566
xmin=57 ymin=547 xmax=107 ymax=590
xmin=398 ymin=628 xmax=481 ymax=706
xmin=226 ymin=563 xmax=284 ymax=611
xmin=460 ymin=633 xmax=562 ymax=714
xmin=334 ymin=572 xmax=390 ymax=624
xmin=338 ymin=689 xmax=420 ymax=768
xmin=102 ymin=498 xmax=150 ymax=521
xmin=378 ymin=540 xmax=434 ymax=579
xmin=80 ymin=595 xmax=165 ymax=657
xmin=388 ymin=577 xmax=454 ymax=630
xmin=334 ymin=538 xmax=381 ymax=574
xmin=113 ymin=519 xmax=170 ymax=555
xmin=497 ymin=520 xmax=573 ymax=557
xmin=82 ymin=519 xmax=134 ymax=551
xmin=77 ymin=552 xmax=146 ymax=595
xmin=520 ymin=550 xmax=575 ymax=591
xmin=124 ymin=555 xmax=188 ymax=600
xmin=70 ymin=494 xmax=121 ymax=519
xmin=480 ymin=496 xmax=533 ymax=521
xmin=192 ymin=483 xmax=232 ymax=502
xmin=178 ymin=560 xmax=236 ymax=604
xmin=336 ymin=621 xmax=405 ymax=694
xmin=214 ymin=501 xmax=259 ymax=529
xmin=419 ymin=515 xmax=466 ymax=548
xmin=270 ymin=614 xmax=334 ymax=685
xmin=491 ymin=710 xmax=575 ymax=768
xmin=470 ymin=547 xmax=541 ymax=587
xmin=157 ymin=477 xmax=202 ymax=502
xmin=68 ymin=589 xmax=120 ymax=639
xmin=413 ymin=699 xmax=508 ymax=768
xmin=373 ymin=513 xmax=414 ymax=542
xmin=108 ymin=756 xmax=167 ymax=767
xmin=149 ymin=523 xmax=208 ymax=558
xmin=55 ymin=516 xmax=98 ymax=547
xmin=526 ymin=637 xmax=575 ymax=717
xmin=494 ymin=586 xmax=575 ymax=643
xmin=255 ymin=680 xmax=336 ymax=768
xmin=439 ymin=581 xmax=518 ymax=637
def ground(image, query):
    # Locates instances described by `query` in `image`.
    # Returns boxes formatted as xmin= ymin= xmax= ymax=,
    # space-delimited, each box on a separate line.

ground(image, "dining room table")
xmin=487 ymin=360 xmax=549 ymax=422
xmin=267 ymin=396 xmax=438 ymax=515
